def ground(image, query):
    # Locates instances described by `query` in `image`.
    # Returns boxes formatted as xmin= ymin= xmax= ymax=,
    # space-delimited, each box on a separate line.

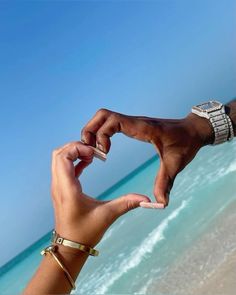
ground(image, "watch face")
xmin=196 ymin=101 xmax=222 ymax=112
xmin=200 ymin=101 xmax=219 ymax=110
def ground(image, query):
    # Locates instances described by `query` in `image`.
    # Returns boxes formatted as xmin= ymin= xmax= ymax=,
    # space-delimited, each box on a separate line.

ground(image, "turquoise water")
xmin=0 ymin=141 xmax=236 ymax=294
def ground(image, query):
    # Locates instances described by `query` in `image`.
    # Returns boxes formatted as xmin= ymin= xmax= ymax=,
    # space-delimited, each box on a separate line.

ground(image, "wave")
xmin=134 ymin=276 xmax=155 ymax=295
xmin=100 ymin=220 xmax=125 ymax=244
xmin=96 ymin=200 xmax=189 ymax=294
xmin=222 ymin=159 xmax=236 ymax=175
xmin=211 ymin=158 xmax=236 ymax=181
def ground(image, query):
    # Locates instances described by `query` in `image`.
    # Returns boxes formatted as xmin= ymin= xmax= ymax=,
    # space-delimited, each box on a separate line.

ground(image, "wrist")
xmin=38 ymin=245 xmax=88 ymax=293
xmin=184 ymin=113 xmax=214 ymax=146
xmin=24 ymin=245 xmax=89 ymax=294
xmin=52 ymin=244 xmax=88 ymax=282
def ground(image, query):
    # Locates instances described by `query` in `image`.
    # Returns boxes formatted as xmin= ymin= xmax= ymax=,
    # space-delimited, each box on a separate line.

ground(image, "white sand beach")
xmin=148 ymin=200 xmax=236 ymax=295
xmin=192 ymin=250 xmax=236 ymax=295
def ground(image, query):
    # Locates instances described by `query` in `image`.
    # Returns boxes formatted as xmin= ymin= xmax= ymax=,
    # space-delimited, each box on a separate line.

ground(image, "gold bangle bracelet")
xmin=41 ymin=245 xmax=76 ymax=290
xmin=52 ymin=230 xmax=99 ymax=256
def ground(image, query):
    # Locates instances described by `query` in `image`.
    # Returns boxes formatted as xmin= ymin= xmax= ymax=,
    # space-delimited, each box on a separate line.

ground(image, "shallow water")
xmin=0 ymin=141 xmax=236 ymax=294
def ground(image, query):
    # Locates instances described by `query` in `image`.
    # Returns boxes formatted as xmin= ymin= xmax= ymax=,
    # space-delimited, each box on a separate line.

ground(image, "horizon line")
xmin=0 ymin=153 xmax=158 ymax=274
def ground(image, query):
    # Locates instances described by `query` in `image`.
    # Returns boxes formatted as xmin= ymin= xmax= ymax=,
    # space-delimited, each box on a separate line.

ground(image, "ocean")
xmin=0 ymin=140 xmax=236 ymax=294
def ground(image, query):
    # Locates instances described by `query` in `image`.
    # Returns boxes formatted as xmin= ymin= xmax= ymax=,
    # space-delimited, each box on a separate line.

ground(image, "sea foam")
xmin=96 ymin=200 xmax=189 ymax=294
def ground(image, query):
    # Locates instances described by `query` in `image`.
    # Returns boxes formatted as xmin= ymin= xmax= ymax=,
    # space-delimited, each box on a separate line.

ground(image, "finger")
xmin=81 ymin=132 xmax=96 ymax=147
xmin=96 ymin=116 xmax=121 ymax=152
xmin=81 ymin=109 xmax=111 ymax=146
xmin=74 ymin=159 xmax=93 ymax=178
xmin=52 ymin=141 xmax=94 ymax=180
xmin=61 ymin=141 xmax=94 ymax=162
xmin=82 ymin=109 xmax=155 ymax=153
xmin=153 ymin=162 xmax=174 ymax=207
xmin=106 ymin=193 xmax=151 ymax=219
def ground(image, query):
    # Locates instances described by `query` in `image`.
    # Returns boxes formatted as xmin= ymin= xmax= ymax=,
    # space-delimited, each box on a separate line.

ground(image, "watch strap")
xmin=226 ymin=114 xmax=234 ymax=141
xmin=209 ymin=112 xmax=228 ymax=145
xmin=191 ymin=101 xmax=234 ymax=145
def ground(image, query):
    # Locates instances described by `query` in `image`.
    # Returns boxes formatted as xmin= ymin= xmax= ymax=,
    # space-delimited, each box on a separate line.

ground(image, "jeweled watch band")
xmin=226 ymin=114 xmax=234 ymax=141
xmin=209 ymin=108 xmax=229 ymax=144
xmin=51 ymin=230 xmax=99 ymax=256
xmin=191 ymin=100 xmax=234 ymax=145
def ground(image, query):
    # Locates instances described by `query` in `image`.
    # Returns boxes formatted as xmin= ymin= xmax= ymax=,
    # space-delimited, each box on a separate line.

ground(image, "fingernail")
xmin=96 ymin=143 xmax=105 ymax=152
xmin=139 ymin=202 xmax=165 ymax=209
xmin=81 ymin=137 xmax=86 ymax=144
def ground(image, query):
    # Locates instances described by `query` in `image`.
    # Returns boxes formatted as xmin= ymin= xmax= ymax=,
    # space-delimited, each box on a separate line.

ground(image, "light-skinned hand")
xmin=51 ymin=141 xmax=151 ymax=247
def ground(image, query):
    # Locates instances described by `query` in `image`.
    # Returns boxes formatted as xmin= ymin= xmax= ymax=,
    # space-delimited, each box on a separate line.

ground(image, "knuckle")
xmin=70 ymin=141 xmax=78 ymax=148
xmin=96 ymin=130 xmax=106 ymax=138
xmin=109 ymin=112 xmax=119 ymax=121
xmin=50 ymin=183 xmax=59 ymax=204
xmin=97 ymin=108 xmax=110 ymax=116
xmin=50 ymin=184 xmax=56 ymax=199
xmin=127 ymin=200 xmax=135 ymax=211
xmin=122 ymin=195 xmax=135 ymax=212
xmin=52 ymin=148 xmax=61 ymax=158
xmin=81 ymin=127 xmax=87 ymax=135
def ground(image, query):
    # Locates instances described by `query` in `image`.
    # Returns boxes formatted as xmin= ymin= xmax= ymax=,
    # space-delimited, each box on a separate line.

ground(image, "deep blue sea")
xmin=0 ymin=141 xmax=236 ymax=294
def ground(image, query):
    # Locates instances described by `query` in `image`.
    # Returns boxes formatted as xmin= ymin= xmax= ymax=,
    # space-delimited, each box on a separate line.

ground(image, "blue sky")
xmin=0 ymin=0 xmax=235 ymax=266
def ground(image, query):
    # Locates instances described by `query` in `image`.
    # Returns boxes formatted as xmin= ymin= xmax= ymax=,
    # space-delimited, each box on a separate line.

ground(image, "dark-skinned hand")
xmin=81 ymin=109 xmax=213 ymax=207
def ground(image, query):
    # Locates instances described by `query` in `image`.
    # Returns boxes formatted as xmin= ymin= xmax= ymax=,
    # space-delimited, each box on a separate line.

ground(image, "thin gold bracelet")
xmin=41 ymin=245 xmax=76 ymax=290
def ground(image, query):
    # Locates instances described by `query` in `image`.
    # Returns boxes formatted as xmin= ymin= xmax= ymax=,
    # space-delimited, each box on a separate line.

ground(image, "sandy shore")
xmin=148 ymin=200 xmax=236 ymax=295
xmin=191 ymin=200 xmax=236 ymax=295
xmin=191 ymin=250 xmax=236 ymax=295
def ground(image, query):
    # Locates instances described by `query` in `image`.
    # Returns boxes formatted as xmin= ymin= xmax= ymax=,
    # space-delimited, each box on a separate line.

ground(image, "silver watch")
xmin=191 ymin=100 xmax=233 ymax=145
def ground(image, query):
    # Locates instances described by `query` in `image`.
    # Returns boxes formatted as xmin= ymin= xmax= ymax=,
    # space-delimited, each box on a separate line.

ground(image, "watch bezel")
xmin=192 ymin=100 xmax=223 ymax=113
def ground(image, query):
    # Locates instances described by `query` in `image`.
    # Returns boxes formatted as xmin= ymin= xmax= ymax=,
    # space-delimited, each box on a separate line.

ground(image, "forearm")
xmin=226 ymin=98 xmax=236 ymax=136
xmin=23 ymin=245 xmax=89 ymax=294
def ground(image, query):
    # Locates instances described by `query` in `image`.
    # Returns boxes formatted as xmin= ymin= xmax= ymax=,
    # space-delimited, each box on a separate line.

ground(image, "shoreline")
xmin=0 ymin=155 xmax=158 ymax=269
xmin=148 ymin=198 xmax=236 ymax=295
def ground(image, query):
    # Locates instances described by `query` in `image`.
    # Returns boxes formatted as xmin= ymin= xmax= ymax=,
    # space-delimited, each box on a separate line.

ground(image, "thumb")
xmin=106 ymin=193 xmax=151 ymax=219
xmin=154 ymin=162 xmax=175 ymax=207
